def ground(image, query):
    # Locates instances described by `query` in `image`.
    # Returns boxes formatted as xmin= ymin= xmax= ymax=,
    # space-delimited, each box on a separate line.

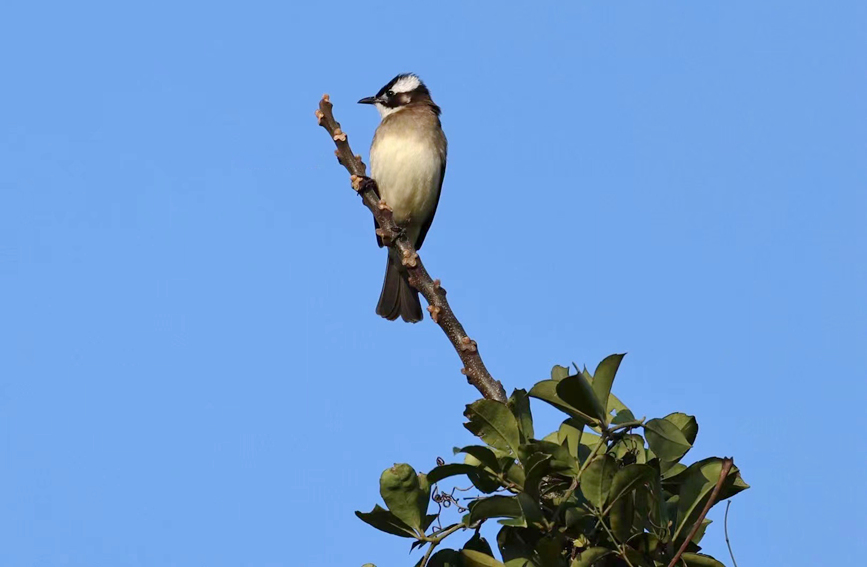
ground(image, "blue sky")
xmin=1 ymin=1 xmax=865 ymax=566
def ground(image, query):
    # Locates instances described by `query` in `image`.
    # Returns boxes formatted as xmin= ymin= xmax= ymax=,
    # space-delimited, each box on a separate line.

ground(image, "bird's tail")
xmin=376 ymin=256 xmax=423 ymax=323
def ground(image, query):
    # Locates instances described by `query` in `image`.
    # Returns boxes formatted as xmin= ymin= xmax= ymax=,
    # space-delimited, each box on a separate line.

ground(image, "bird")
xmin=358 ymin=73 xmax=447 ymax=323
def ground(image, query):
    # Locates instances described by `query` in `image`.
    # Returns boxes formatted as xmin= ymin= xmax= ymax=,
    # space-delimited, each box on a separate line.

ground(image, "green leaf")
xmin=497 ymin=526 xmax=536 ymax=567
xmin=680 ymin=552 xmax=726 ymax=567
xmin=355 ymin=504 xmax=418 ymax=538
xmin=591 ymin=354 xmax=625 ymax=419
xmin=535 ymin=535 xmax=566 ymax=566
xmin=644 ymin=419 xmax=692 ymax=462
xmin=672 ymin=458 xmax=749 ymax=542
xmin=469 ymin=495 xmax=523 ymax=524
xmin=551 ymin=365 xmax=570 ymax=380
xmin=558 ymin=418 xmax=586 ymax=458
xmin=611 ymin=408 xmax=636 ymax=426
xmin=605 ymin=464 xmax=655 ymax=510
xmin=428 ymin=463 xmax=482 ymax=484
xmin=517 ymin=492 xmax=544 ymax=527
xmin=556 ymin=374 xmax=606 ymax=424
xmin=580 ymin=454 xmax=617 ymax=508
xmin=609 ymin=489 xmax=635 ymax=542
xmin=521 ymin=452 xmax=552 ymax=498
xmin=692 ymin=518 xmax=712 ymax=544
xmin=464 ymin=400 xmax=522 ymax=456
xmin=663 ymin=412 xmax=699 ymax=446
xmin=379 ymin=464 xmax=429 ymax=532
xmin=508 ymin=389 xmax=535 ymax=442
xmin=529 ymin=380 xmax=598 ymax=423
xmin=570 ymin=547 xmax=612 ymax=567
xmin=469 ymin=469 xmax=503 ymax=494
xmin=463 ymin=532 xmax=494 ymax=556
xmin=428 ymin=549 xmax=463 ymax=567
xmin=462 ymin=549 xmax=506 ymax=567
xmin=607 ymin=391 xmax=629 ymax=415
xmin=455 ymin=445 xmax=502 ymax=472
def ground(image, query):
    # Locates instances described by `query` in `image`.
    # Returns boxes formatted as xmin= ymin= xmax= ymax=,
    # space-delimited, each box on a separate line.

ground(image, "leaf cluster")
xmin=357 ymin=355 xmax=748 ymax=567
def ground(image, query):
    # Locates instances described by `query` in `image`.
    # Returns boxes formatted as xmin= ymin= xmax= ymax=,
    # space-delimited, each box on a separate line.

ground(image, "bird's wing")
xmin=415 ymin=156 xmax=446 ymax=250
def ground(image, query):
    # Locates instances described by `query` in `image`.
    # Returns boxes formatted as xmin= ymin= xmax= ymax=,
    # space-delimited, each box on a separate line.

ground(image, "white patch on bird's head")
xmin=390 ymin=74 xmax=421 ymax=94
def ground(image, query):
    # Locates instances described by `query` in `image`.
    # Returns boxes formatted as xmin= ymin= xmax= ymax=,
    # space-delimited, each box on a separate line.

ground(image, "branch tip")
xmin=322 ymin=93 xmax=330 ymax=102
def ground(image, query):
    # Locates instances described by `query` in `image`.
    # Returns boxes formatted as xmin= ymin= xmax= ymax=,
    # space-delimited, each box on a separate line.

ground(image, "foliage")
xmin=356 ymin=354 xmax=748 ymax=567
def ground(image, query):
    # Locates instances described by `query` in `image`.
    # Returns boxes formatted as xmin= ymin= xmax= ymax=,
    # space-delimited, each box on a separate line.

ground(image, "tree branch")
xmin=315 ymin=95 xmax=507 ymax=403
xmin=666 ymin=457 xmax=734 ymax=567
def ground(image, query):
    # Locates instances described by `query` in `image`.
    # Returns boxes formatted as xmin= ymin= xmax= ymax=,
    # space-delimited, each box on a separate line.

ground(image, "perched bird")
xmin=359 ymin=73 xmax=448 ymax=323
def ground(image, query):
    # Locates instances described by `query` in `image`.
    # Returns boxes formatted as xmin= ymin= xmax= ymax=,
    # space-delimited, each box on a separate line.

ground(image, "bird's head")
xmin=358 ymin=73 xmax=439 ymax=118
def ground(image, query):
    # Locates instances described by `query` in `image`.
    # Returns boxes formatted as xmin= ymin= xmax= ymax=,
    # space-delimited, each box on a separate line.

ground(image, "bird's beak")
xmin=357 ymin=96 xmax=378 ymax=105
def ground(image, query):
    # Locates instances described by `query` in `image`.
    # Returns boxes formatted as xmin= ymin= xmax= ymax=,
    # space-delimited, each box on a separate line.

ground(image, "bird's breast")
xmin=370 ymin=131 xmax=443 ymax=234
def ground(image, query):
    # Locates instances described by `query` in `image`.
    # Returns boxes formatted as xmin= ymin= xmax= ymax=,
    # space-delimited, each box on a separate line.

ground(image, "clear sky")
xmin=1 ymin=1 xmax=865 ymax=566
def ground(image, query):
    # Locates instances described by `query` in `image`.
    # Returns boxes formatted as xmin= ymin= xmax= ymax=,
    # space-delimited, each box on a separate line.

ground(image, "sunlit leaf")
xmin=379 ymin=464 xmax=429 ymax=532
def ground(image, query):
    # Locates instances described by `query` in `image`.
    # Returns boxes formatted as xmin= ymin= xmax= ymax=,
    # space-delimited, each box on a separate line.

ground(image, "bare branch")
xmin=316 ymin=95 xmax=507 ymax=403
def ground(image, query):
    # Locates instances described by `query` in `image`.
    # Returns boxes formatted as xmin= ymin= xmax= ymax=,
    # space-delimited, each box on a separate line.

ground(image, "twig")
xmin=666 ymin=457 xmax=734 ymax=567
xmin=315 ymin=95 xmax=507 ymax=403
xmin=419 ymin=523 xmax=464 ymax=567
xmin=586 ymin=505 xmax=635 ymax=567
xmin=725 ymin=500 xmax=738 ymax=567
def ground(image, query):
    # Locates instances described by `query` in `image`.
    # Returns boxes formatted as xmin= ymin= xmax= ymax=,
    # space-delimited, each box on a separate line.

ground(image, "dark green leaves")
xmin=533 ymin=356 xmax=626 ymax=427
xmin=590 ymin=354 xmax=625 ymax=417
xmin=468 ymin=495 xmax=523 ymax=525
xmin=571 ymin=547 xmax=612 ymax=567
xmin=461 ymin=549 xmax=506 ymax=567
xmin=644 ymin=418 xmax=692 ymax=462
xmin=556 ymin=373 xmax=606 ymax=425
xmin=355 ymin=504 xmax=417 ymax=538
xmin=606 ymin=464 xmax=655 ymax=512
xmin=356 ymin=354 xmax=747 ymax=567
xmin=464 ymin=400 xmax=521 ymax=456
xmin=580 ymin=455 xmax=617 ymax=508
xmin=508 ymin=389 xmax=535 ymax=442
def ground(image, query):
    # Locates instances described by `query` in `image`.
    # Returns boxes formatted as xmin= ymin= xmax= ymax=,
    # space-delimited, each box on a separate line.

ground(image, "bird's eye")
xmin=386 ymin=90 xmax=394 ymax=97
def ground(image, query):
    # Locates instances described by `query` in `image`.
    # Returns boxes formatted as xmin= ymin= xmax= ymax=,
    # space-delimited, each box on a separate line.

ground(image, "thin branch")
xmin=666 ymin=457 xmax=734 ymax=567
xmin=315 ymin=95 xmax=507 ymax=403
xmin=724 ymin=500 xmax=739 ymax=567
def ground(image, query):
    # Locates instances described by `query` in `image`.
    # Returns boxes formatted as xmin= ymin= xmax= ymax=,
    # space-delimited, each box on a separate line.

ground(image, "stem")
xmin=419 ymin=523 xmax=465 ymax=566
xmin=724 ymin=500 xmax=739 ymax=567
xmin=666 ymin=457 xmax=734 ymax=567
xmin=553 ymin=434 xmax=611 ymax=523
xmin=587 ymin=505 xmax=635 ymax=567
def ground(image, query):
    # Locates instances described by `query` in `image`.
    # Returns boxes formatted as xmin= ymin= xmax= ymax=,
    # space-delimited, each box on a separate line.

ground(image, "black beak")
xmin=358 ymin=96 xmax=377 ymax=105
